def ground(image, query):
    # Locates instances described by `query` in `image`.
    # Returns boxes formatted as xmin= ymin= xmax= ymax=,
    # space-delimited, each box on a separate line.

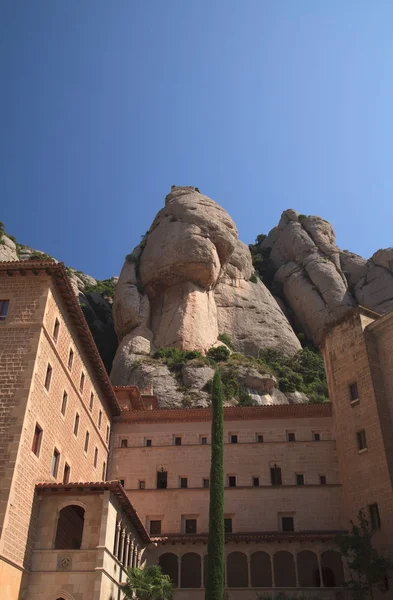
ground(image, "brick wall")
xmin=323 ymin=311 xmax=393 ymax=553
xmin=0 ymin=272 xmax=113 ymax=588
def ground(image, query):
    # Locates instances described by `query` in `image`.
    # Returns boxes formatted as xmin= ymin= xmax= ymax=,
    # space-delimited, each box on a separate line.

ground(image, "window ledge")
xmin=351 ymin=399 xmax=360 ymax=406
xmin=358 ymin=447 xmax=368 ymax=454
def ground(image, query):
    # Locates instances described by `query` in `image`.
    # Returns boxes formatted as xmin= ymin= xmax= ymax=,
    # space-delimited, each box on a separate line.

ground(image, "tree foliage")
xmin=335 ymin=509 xmax=392 ymax=599
xmin=205 ymin=371 xmax=225 ymax=600
xmin=207 ymin=346 xmax=230 ymax=362
xmin=123 ymin=565 xmax=173 ymax=600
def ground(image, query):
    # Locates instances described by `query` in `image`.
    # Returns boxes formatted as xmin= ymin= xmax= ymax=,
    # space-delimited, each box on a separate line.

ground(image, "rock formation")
xmin=259 ymin=210 xmax=393 ymax=345
xmin=111 ymin=187 xmax=302 ymax=393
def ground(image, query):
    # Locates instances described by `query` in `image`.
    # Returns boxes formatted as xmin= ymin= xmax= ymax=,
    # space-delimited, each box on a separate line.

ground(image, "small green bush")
xmin=249 ymin=273 xmax=258 ymax=283
xmin=207 ymin=346 xmax=230 ymax=362
xmin=84 ymin=279 xmax=116 ymax=299
xmin=217 ymin=333 xmax=235 ymax=350
xmin=29 ymin=251 xmax=53 ymax=261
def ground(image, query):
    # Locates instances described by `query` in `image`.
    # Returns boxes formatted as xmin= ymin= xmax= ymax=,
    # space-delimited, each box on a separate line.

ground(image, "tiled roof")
xmin=114 ymin=403 xmax=332 ymax=424
xmin=0 ymin=260 xmax=120 ymax=416
xmin=35 ymin=480 xmax=150 ymax=544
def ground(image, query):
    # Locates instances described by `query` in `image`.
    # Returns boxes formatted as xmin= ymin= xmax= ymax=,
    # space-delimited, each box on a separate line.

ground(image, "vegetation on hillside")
xmin=205 ymin=371 xmax=225 ymax=600
xmin=84 ymin=278 xmax=116 ymax=299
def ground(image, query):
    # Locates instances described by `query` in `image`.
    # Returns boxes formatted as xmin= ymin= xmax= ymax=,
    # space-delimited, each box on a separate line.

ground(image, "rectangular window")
xmin=228 ymin=476 xmax=237 ymax=488
xmin=89 ymin=392 xmax=94 ymax=411
xmin=84 ymin=431 xmax=89 ymax=452
xmin=0 ymin=299 xmax=9 ymax=321
xmin=174 ymin=436 xmax=182 ymax=446
xmin=150 ymin=520 xmax=162 ymax=535
xmin=32 ymin=423 xmax=43 ymax=457
xmin=157 ymin=470 xmax=167 ymax=489
xmin=281 ymin=516 xmax=294 ymax=532
xmin=53 ymin=318 xmax=60 ymax=341
xmin=201 ymin=436 xmax=207 ymax=445
xmin=61 ymin=391 xmax=68 ymax=416
xmin=79 ymin=372 xmax=85 ymax=393
xmin=145 ymin=438 xmax=152 ymax=447
xmin=120 ymin=479 xmax=125 ymax=487
xmin=357 ymin=429 xmax=368 ymax=451
xmin=106 ymin=425 xmax=110 ymax=444
xmin=203 ymin=478 xmax=210 ymax=488
xmin=68 ymin=348 xmax=74 ymax=370
xmin=102 ymin=462 xmax=106 ymax=480
xmin=287 ymin=432 xmax=296 ymax=442
xmin=320 ymin=475 xmax=327 ymax=485
xmin=74 ymin=413 xmax=79 ymax=436
xmin=51 ymin=448 xmax=60 ymax=478
xmin=313 ymin=432 xmax=321 ymax=441
xmin=230 ymin=434 xmax=238 ymax=444
xmin=224 ymin=518 xmax=233 ymax=533
xmin=121 ymin=439 xmax=128 ymax=448
xmin=98 ymin=410 xmax=102 ymax=429
xmin=350 ymin=382 xmax=359 ymax=402
xmin=271 ymin=466 xmax=282 ymax=486
xmin=180 ymin=477 xmax=188 ymax=489
xmin=94 ymin=447 xmax=98 ymax=468
xmin=369 ymin=503 xmax=381 ymax=530
xmin=44 ymin=364 xmax=52 ymax=391
xmin=296 ymin=473 xmax=305 ymax=486
xmin=253 ymin=477 xmax=259 ymax=487
xmin=257 ymin=434 xmax=264 ymax=443
xmin=185 ymin=519 xmax=197 ymax=534
xmin=63 ymin=463 xmax=70 ymax=484
xmin=139 ymin=480 xmax=146 ymax=489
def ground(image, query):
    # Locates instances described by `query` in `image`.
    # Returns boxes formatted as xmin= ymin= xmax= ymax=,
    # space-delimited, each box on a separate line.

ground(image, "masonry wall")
xmin=0 ymin=273 xmax=49 ymax=598
xmin=0 ymin=272 xmax=113 ymax=599
xmin=110 ymin=414 xmax=343 ymax=535
xmin=323 ymin=312 xmax=393 ymax=555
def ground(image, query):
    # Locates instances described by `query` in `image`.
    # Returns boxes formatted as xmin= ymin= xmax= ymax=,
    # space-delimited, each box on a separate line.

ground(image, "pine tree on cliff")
xmin=205 ymin=371 xmax=225 ymax=600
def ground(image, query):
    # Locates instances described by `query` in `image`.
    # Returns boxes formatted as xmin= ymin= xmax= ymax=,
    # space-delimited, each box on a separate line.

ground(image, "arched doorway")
xmin=250 ymin=551 xmax=272 ymax=587
xmin=54 ymin=505 xmax=85 ymax=549
xmin=321 ymin=550 xmax=344 ymax=587
xmin=227 ymin=552 xmax=248 ymax=587
xmin=274 ymin=551 xmax=296 ymax=587
xmin=181 ymin=553 xmax=201 ymax=588
xmin=159 ymin=552 xmax=178 ymax=587
xmin=297 ymin=550 xmax=320 ymax=587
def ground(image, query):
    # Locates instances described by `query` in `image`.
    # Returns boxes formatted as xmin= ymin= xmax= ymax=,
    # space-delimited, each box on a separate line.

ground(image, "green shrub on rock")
xmin=207 ymin=346 xmax=230 ymax=362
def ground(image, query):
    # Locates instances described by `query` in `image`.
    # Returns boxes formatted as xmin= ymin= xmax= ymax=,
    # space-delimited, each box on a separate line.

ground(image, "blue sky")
xmin=1 ymin=1 xmax=393 ymax=279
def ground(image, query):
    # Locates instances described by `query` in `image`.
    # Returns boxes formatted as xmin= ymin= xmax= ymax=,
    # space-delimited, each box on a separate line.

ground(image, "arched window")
xmin=181 ymin=553 xmax=201 ymax=588
xmin=274 ymin=551 xmax=296 ymax=587
xmin=321 ymin=550 xmax=344 ymax=587
xmin=159 ymin=553 xmax=178 ymax=587
xmin=54 ymin=505 xmax=85 ymax=549
xmin=297 ymin=551 xmax=320 ymax=587
xmin=250 ymin=551 xmax=272 ymax=587
xmin=227 ymin=552 xmax=248 ymax=587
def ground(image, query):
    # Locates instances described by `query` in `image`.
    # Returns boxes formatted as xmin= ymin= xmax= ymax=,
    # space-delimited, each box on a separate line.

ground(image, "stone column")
xmin=119 ymin=529 xmax=126 ymax=565
xmin=125 ymin=535 xmax=131 ymax=567
xmin=317 ymin=553 xmax=324 ymax=587
xmin=200 ymin=552 xmax=204 ymax=588
xmin=177 ymin=554 xmax=181 ymax=588
xmin=247 ymin=552 xmax=251 ymax=587
xmin=115 ymin=522 xmax=122 ymax=559
xmin=129 ymin=540 xmax=135 ymax=567
xmin=294 ymin=552 xmax=299 ymax=587
xmin=224 ymin=554 xmax=227 ymax=587
xmin=270 ymin=553 xmax=275 ymax=588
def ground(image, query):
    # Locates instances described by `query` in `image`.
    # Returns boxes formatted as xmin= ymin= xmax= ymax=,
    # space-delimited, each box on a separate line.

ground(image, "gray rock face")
xmin=263 ymin=211 xmax=393 ymax=345
xmin=263 ymin=210 xmax=355 ymax=344
xmin=111 ymin=187 xmax=302 ymax=398
xmin=0 ymin=235 xmax=18 ymax=261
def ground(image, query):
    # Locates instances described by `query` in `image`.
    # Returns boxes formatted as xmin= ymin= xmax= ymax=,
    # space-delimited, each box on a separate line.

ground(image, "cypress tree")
xmin=205 ymin=371 xmax=225 ymax=600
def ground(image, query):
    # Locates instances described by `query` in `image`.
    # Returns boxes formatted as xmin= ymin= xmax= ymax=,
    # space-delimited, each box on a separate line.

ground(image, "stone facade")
xmin=1 ymin=262 xmax=393 ymax=599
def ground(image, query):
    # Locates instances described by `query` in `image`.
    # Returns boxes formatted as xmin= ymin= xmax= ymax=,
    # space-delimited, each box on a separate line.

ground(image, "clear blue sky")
xmin=1 ymin=1 xmax=393 ymax=279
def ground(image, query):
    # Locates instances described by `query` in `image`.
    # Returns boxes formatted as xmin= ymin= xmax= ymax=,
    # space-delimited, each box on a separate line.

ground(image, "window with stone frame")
xmin=185 ymin=519 xmax=197 ymax=534
xmin=53 ymin=318 xmax=60 ymax=341
xmin=350 ymin=382 xmax=359 ymax=402
xmin=44 ymin=364 xmax=52 ymax=391
xmin=357 ymin=429 xmax=367 ymax=451
xmin=369 ymin=503 xmax=381 ymax=529
xmin=0 ymin=299 xmax=9 ymax=321
xmin=32 ymin=423 xmax=43 ymax=457
xmin=150 ymin=520 xmax=162 ymax=535
xmin=224 ymin=518 xmax=233 ymax=533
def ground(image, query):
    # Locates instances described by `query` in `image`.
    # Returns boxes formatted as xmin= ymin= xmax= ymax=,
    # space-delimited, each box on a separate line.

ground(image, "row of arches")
xmin=159 ymin=549 xmax=344 ymax=589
